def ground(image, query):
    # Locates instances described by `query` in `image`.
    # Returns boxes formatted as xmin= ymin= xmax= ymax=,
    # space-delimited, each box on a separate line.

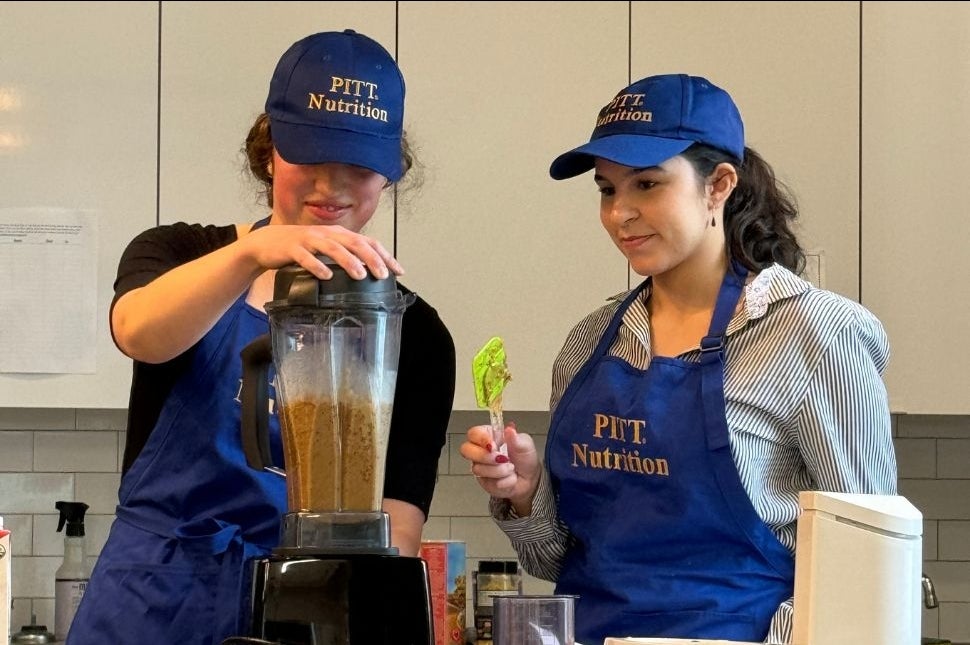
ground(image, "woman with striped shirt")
xmin=461 ymin=74 xmax=896 ymax=645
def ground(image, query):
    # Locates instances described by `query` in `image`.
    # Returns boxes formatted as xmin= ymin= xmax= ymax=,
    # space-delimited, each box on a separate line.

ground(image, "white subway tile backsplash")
xmin=1 ymin=407 xmax=967 ymax=642
xmin=522 ymin=573 xmax=555 ymax=596
xmin=900 ymin=479 xmax=970 ymax=520
xmin=924 ymin=520 xmax=939 ymax=561
xmin=75 ymin=408 xmax=127 ymax=431
xmin=0 ymin=432 xmax=33 ymax=471
xmin=939 ymin=521 xmax=970 ymax=561
xmin=0 ymin=474 xmax=73 ymax=514
xmin=30 ymin=598 xmax=55 ymax=637
xmin=34 ymin=431 xmax=118 ymax=472
xmin=451 ymin=516 xmax=517 ymax=559
xmin=532 ymin=434 xmax=547 ymax=459
xmin=0 ymin=409 xmax=75 ymax=431
xmin=923 ymin=605 xmax=940 ymax=638
xmin=894 ymin=437 xmax=936 ymax=478
xmin=447 ymin=429 xmax=466 ymax=475
xmin=940 ymin=602 xmax=970 ymax=641
xmin=447 ymin=411 xmax=477 ymax=475
xmin=10 ymin=598 xmax=32 ymax=636
xmin=32 ymin=515 xmax=62 ymax=556
xmin=925 ymin=561 xmax=970 ymax=603
xmin=117 ymin=431 xmax=126 ymax=472
xmin=2 ymin=515 xmax=32 ymax=556
xmin=938 ymin=439 xmax=970 ymax=479
xmin=11 ymin=555 xmax=59 ymax=597
xmin=437 ymin=433 xmax=450 ymax=476
xmin=898 ymin=414 xmax=970 ymax=439
xmin=74 ymin=473 xmax=121 ymax=514
xmin=84 ymin=514 xmax=113 ymax=557
xmin=422 ymin=516 xmax=450 ymax=540
xmin=428 ymin=474 xmax=491 ymax=518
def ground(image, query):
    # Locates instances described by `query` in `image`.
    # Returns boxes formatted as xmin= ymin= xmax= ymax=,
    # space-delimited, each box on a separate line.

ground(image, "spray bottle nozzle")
xmin=55 ymin=501 xmax=89 ymax=537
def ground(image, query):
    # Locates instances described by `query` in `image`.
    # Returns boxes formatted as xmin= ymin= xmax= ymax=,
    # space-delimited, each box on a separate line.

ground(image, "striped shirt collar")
xmin=610 ymin=263 xmax=814 ymax=338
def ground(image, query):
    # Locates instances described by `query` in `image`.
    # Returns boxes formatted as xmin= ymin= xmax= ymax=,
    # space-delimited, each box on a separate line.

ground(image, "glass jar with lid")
xmin=473 ymin=560 xmax=522 ymax=645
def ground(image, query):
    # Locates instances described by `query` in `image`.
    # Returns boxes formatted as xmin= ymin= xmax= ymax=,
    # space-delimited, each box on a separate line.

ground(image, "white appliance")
xmin=791 ymin=491 xmax=923 ymax=645
xmin=602 ymin=492 xmax=923 ymax=645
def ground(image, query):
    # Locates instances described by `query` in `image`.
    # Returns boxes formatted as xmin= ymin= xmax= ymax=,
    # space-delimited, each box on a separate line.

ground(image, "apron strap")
xmin=700 ymin=260 xmax=747 ymax=353
xmin=700 ymin=261 xmax=748 ymax=451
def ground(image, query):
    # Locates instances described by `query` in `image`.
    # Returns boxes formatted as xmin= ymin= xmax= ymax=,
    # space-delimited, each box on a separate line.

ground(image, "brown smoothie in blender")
xmin=280 ymin=398 xmax=392 ymax=512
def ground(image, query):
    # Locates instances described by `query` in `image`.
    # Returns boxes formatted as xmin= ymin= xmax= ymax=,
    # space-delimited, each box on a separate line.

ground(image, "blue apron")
xmin=548 ymin=265 xmax=794 ymax=644
xmin=69 ymin=221 xmax=286 ymax=645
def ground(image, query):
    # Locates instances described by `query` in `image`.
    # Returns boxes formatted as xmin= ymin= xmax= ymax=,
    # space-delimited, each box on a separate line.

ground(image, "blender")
xmin=234 ymin=258 xmax=434 ymax=645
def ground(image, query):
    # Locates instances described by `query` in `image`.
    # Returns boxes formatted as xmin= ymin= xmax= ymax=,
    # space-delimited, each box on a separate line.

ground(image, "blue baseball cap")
xmin=266 ymin=30 xmax=405 ymax=181
xmin=549 ymin=74 xmax=744 ymax=180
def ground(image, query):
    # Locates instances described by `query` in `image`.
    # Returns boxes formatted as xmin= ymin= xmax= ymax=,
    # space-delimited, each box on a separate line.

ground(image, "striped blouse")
xmin=489 ymin=263 xmax=897 ymax=644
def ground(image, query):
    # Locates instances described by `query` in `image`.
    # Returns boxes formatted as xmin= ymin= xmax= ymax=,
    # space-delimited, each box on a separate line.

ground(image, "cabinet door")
xmin=159 ymin=1 xmax=397 ymax=244
xmin=862 ymin=3 xmax=970 ymax=413
xmin=0 ymin=2 xmax=158 ymax=408
xmin=631 ymin=1 xmax=861 ymax=300
xmin=399 ymin=1 xmax=629 ymax=411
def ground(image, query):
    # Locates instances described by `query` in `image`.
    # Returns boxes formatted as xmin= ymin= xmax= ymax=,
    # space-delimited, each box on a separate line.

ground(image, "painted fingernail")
xmin=485 ymin=442 xmax=494 ymax=452
xmin=508 ymin=421 xmax=517 ymax=430
xmin=495 ymin=455 xmax=509 ymax=464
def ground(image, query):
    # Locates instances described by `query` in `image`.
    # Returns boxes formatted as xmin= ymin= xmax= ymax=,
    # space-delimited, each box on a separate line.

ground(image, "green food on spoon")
xmin=473 ymin=336 xmax=512 ymax=452
xmin=473 ymin=336 xmax=512 ymax=408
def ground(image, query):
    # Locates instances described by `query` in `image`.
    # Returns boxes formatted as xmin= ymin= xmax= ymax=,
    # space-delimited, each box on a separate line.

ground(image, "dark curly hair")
xmin=243 ymin=112 xmax=417 ymax=208
xmin=681 ymin=143 xmax=805 ymax=275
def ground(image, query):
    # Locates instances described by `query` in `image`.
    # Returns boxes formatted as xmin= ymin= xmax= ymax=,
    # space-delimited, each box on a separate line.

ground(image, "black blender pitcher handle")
xmin=240 ymin=334 xmax=277 ymax=473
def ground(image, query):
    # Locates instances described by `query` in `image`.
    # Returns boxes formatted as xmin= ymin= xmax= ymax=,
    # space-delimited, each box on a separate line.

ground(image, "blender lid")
xmin=269 ymin=255 xmax=410 ymax=308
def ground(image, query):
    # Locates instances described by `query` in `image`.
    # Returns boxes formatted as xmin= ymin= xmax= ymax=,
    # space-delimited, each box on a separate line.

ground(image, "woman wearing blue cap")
xmin=462 ymin=74 xmax=896 ymax=644
xmin=67 ymin=30 xmax=455 ymax=645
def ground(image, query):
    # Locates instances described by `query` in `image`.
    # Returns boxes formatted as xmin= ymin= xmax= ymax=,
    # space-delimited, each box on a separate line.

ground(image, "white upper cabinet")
xmin=0 ymin=2 xmax=158 ymax=408
xmin=631 ymin=2 xmax=861 ymax=301
xmin=398 ymin=1 xmax=630 ymax=411
xmin=3 ymin=2 xmax=964 ymax=413
xmin=158 ymin=1 xmax=398 ymax=243
xmin=862 ymin=2 xmax=970 ymax=413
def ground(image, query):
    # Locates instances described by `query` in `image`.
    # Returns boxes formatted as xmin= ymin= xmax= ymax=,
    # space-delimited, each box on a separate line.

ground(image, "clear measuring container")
xmin=493 ymin=594 xmax=576 ymax=645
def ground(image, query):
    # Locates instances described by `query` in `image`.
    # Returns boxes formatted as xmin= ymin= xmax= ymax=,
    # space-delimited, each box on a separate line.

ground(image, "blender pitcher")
xmin=234 ymin=258 xmax=434 ymax=645
xmin=240 ymin=257 xmax=413 ymax=552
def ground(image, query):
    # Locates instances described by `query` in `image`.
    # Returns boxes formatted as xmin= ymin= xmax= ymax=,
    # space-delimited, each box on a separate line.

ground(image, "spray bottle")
xmin=1 ymin=516 xmax=11 ymax=645
xmin=54 ymin=501 xmax=90 ymax=641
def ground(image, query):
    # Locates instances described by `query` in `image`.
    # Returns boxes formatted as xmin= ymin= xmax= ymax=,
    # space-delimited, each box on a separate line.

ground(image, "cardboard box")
xmin=420 ymin=540 xmax=466 ymax=645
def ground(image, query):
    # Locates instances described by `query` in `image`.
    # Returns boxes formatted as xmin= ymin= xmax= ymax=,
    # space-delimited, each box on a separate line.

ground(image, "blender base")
xmin=243 ymin=552 xmax=434 ymax=645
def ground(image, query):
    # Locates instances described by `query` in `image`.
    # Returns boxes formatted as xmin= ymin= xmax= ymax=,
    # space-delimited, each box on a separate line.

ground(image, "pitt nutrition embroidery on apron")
xmin=547 ymin=264 xmax=794 ymax=644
